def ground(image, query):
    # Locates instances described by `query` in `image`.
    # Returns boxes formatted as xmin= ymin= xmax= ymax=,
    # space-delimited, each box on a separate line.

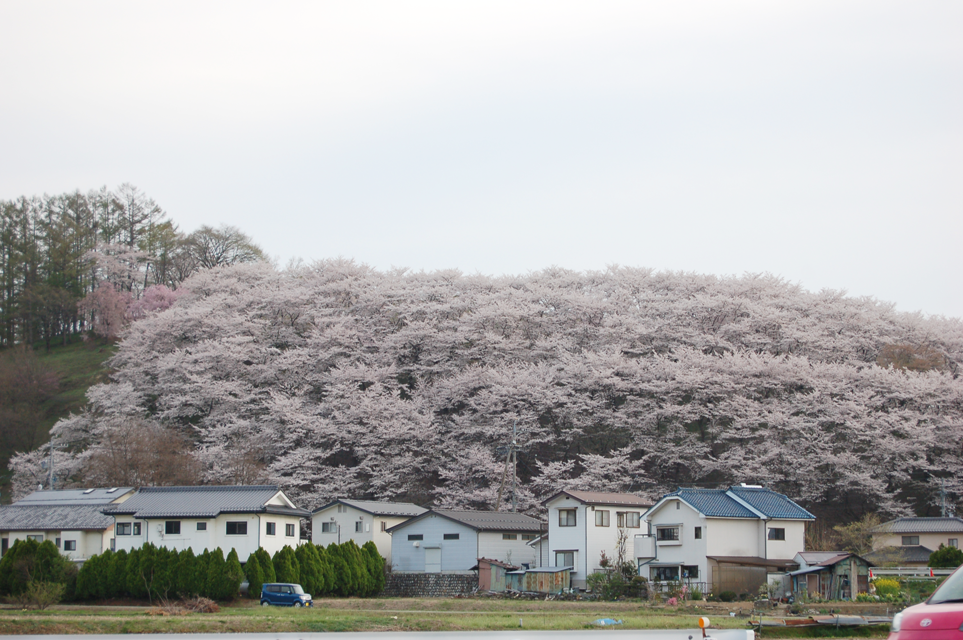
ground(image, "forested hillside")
xmin=11 ymin=260 xmax=963 ymax=520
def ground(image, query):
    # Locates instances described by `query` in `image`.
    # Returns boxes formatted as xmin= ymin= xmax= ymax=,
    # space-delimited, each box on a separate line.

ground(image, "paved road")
xmin=3 ymin=631 xmax=754 ymax=640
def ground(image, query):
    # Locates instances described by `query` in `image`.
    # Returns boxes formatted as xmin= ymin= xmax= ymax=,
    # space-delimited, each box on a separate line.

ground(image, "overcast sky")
xmin=2 ymin=1 xmax=960 ymax=318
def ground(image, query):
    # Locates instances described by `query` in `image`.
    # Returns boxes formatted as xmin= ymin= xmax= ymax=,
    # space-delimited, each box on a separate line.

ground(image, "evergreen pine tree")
xmin=125 ymin=547 xmax=145 ymax=599
xmin=205 ymin=549 xmax=226 ymax=600
xmin=223 ymin=549 xmax=244 ymax=601
xmin=173 ymin=548 xmax=195 ymax=598
xmin=106 ymin=549 xmax=126 ymax=599
xmin=315 ymin=545 xmax=335 ymax=596
xmin=256 ymin=547 xmax=276 ymax=583
xmin=326 ymin=544 xmax=350 ymax=596
xmin=244 ymin=552 xmax=264 ymax=600
xmin=362 ymin=541 xmax=386 ymax=596
xmin=193 ymin=550 xmax=210 ymax=598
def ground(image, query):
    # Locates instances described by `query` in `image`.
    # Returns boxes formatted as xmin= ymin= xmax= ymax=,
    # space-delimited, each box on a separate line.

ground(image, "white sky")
xmin=2 ymin=1 xmax=961 ymax=318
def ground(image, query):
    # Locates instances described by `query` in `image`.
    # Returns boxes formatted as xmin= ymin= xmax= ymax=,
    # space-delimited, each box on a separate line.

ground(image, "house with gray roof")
xmin=311 ymin=499 xmax=427 ymax=563
xmin=866 ymin=516 xmax=963 ymax=566
xmin=0 ymin=487 xmax=134 ymax=563
xmin=640 ymin=484 xmax=814 ymax=596
xmin=103 ymin=485 xmax=310 ymax=558
xmin=788 ymin=551 xmax=874 ymax=600
xmin=387 ymin=509 xmax=544 ymax=573
xmin=543 ymin=490 xmax=653 ymax=589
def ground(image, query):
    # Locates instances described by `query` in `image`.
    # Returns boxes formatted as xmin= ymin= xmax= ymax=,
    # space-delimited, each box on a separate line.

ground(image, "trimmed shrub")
xmin=255 ymin=547 xmax=276 ymax=583
xmin=929 ymin=544 xmax=963 ymax=568
xmin=273 ymin=546 xmax=299 ymax=584
xmin=223 ymin=549 xmax=244 ymax=601
xmin=719 ymin=590 xmax=737 ymax=602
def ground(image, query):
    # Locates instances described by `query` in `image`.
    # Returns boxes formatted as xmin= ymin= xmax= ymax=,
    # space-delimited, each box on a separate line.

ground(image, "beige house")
xmin=311 ymin=499 xmax=426 ymax=563
xmin=867 ymin=517 xmax=963 ymax=566
xmin=0 ymin=487 xmax=134 ymax=563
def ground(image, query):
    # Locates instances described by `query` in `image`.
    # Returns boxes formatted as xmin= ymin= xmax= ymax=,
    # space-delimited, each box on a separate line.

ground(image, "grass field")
xmin=0 ymin=598 xmax=892 ymax=637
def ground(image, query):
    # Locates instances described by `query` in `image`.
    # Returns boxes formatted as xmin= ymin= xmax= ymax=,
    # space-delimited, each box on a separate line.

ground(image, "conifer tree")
xmin=255 ymin=547 xmax=276 ymax=583
xmin=362 ymin=541 xmax=386 ymax=596
xmin=273 ymin=546 xmax=299 ymax=584
xmin=326 ymin=544 xmax=351 ymax=596
xmin=223 ymin=549 xmax=244 ymax=601
xmin=205 ymin=548 xmax=226 ymax=600
xmin=106 ymin=549 xmax=127 ymax=599
xmin=244 ymin=552 xmax=264 ymax=599
xmin=294 ymin=543 xmax=321 ymax=595
xmin=125 ymin=547 xmax=145 ymax=599
xmin=193 ymin=550 xmax=210 ymax=598
xmin=315 ymin=545 xmax=335 ymax=596
xmin=174 ymin=548 xmax=196 ymax=597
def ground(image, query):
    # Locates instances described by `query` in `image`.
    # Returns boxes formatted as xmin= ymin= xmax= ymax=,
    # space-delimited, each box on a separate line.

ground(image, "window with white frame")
xmin=63 ymin=540 xmax=77 ymax=551
xmin=321 ymin=522 xmax=337 ymax=533
xmin=286 ymin=523 xmax=295 ymax=536
xmin=555 ymin=550 xmax=575 ymax=568
xmin=767 ymin=528 xmax=785 ymax=541
xmin=559 ymin=509 xmax=577 ymax=527
xmin=266 ymin=522 xmax=276 ymax=535
xmin=595 ymin=510 xmax=610 ymax=527
xmin=116 ymin=523 xmax=132 ymax=535
xmin=617 ymin=511 xmax=641 ymax=528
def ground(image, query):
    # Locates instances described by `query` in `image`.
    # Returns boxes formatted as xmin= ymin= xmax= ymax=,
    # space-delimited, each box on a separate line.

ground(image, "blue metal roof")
xmin=664 ymin=486 xmax=813 ymax=520
xmin=728 ymin=486 xmax=815 ymax=520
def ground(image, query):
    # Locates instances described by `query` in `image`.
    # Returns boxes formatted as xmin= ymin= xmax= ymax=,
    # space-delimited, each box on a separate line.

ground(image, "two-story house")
xmin=640 ymin=485 xmax=814 ymax=595
xmin=866 ymin=516 xmax=963 ymax=566
xmin=0 ymin=487 xmax=134 ymax=563
xmin=388 ymin=509 xmax=543 ymax=573
xmin=311 ymin=499 xmax=426 ymax=563
xmin=104 ymin=485 xmax=310 ymax=558
xmin=543 ymin=490 xmax=653 ymax=589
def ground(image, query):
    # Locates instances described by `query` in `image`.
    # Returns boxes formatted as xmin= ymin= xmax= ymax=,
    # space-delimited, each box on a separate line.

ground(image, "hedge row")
xmin=0 ymin=539 xmax=77 ymax=599
xmin=243 ymin=540 xmax=385 ymax=598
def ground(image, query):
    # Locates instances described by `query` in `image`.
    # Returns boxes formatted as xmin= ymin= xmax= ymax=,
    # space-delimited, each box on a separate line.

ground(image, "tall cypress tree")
xmin=106 ymin=549 xmax=127 ymax=599
xmin=174 ymin=548 xmax=196 ymax=598
xmin=244 ymin=552 xmax=264 ymax=599
xmin=205 ymin=549 xmax=226 ymax=600
xmin=362 ymin=541 xmax=386 ymax=596
xmin=223 ymin=549 xmax=244 ymax=601
xmin=255 ymin=547 xmax=276 ymax=583
xmin=273 ymin=546 xmax=299 ymax=584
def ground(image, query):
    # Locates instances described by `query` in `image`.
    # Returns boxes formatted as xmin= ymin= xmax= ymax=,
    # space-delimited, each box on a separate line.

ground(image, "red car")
xmin=889 ymin=566 xmax=963 ymax=639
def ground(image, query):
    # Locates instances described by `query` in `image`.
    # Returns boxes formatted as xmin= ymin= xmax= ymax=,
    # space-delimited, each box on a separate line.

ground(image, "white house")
xmin=640 ymin=484 xmax=814 ymax=595
xmin=0 ymin=487 xmax=134 ymax=563
xmin=311 ymin=499 xmax=426 ymax=562
xmin=388 ymin=510 xmax=543 ymax=573
xmin=104 ymin=485 xmax=310 ymax=559
xmin=543 ymin=490 xmax=653 ymax=589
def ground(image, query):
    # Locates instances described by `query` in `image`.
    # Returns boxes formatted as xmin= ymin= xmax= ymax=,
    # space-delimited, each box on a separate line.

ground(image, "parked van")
xmin=260 ymin=583 xmax=313 ymax=607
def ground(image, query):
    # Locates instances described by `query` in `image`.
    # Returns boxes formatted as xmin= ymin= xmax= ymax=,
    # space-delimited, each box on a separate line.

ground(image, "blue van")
xmin=260 ymin=583 xmax=313 ymax=607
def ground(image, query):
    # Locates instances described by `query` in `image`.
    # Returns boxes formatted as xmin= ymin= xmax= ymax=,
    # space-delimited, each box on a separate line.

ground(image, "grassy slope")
xmin=0 ymin=336 xmax=115 ymax=502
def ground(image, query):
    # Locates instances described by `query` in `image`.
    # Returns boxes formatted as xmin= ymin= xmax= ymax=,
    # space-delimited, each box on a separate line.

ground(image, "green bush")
xmin=872 ymin=577 xmax=901 ymax=598
xmin=719 ymin=590 xmax=737 ymax=602
xmin=244 ymin=553 xmax=264 ymax=599
xmin=929 ymin=544 xmax=963 ymax=569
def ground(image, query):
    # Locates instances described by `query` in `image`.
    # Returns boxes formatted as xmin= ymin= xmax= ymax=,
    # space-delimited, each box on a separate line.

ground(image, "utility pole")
xmin=496 ymin=421 xmax=519 ymax=512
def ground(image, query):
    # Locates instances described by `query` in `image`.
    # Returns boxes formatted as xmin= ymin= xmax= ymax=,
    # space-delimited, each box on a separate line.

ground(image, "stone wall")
xmin=384 ymin=572 xmax=478 ymax=597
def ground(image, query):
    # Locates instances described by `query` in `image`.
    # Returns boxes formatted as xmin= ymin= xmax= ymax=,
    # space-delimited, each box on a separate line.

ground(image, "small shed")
xmin=506 ymin=566 xmax=573 ymax=593
xmin=476 ymin=558 xmax=519 ymax=591
xmin=790 ymin=552 xmax=873 ymax=600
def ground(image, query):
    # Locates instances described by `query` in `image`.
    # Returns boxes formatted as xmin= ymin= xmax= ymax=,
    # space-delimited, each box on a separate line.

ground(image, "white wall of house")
xmin=705 ymin=518 xmax=764 ymax=557
xmin=546 ymin=495 xmax=646 ymax=589
xmin=0 ymin=529 xmax=110 ymax=563
xmin=311 ymin=505 xmax=410 ymax=562
xmin=477 ymin=531 xmax=539 ymax=568
xmin=765 ymin=520 xmax=807 ymax=559
xmin=112 ymin=513 xmax=302 ymax=558
xmin=643 ymin=499 xmax=709 ymax=585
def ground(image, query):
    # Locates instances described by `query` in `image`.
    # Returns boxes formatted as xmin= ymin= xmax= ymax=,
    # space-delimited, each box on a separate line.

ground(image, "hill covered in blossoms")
xmin=12 ymin=260 xmax=963 ymax=520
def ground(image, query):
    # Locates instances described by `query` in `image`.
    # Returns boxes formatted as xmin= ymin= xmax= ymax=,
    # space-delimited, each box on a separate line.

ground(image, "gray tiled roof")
xmin=544 ymin=490 xmax=652 ymax=507
xmin=104 ymin=485 xmax=310 ymax=518
xmin=873 ymin=517 xmax=963 ymax=534
xmin=433 ymin=510 xmax=543 ymax=532
xmin=0 ymin=505 xmax=114 ymax=531
xmin=313 ymin=499 xmax=427 ymax=517
xmin=15 ymin=488 xmax=133 ymax=506
xmin=864 ymin=545 xmax=934 ymax=565
xmin=388 ymin=509 xmax=544 ymax=533
xmin=664 ymin=486 xmax=813 ymax=520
